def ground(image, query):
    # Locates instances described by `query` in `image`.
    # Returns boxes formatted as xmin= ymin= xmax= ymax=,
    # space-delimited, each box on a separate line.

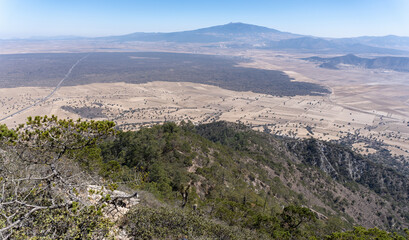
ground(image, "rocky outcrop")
xmin=87 ymin=185 xmax=140 ymax=220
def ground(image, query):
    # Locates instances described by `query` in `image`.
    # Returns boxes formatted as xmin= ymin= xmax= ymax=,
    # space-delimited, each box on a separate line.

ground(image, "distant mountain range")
xmin=303 ymin=54 xmax=409 ymax=72
xmin=98 ymin=22 xmax=409 ymax=54
xmin=4 ymin=22 xmax=409 ymax=55
xmin=100 ymin=22 xmax=301 ymax=43
xmin=334 ymin=35 xmax=409 ymax=51
xmin=262 ymin=37 xmax=405 ymax=54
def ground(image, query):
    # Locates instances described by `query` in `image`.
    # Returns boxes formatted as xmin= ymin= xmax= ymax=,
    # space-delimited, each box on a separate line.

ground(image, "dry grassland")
xmin=1 ymin=80 xmax=408 ymax=158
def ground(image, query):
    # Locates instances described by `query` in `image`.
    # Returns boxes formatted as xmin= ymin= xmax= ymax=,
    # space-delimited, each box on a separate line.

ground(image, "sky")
xmin=0 ymin=0 xmax=408 ymax=39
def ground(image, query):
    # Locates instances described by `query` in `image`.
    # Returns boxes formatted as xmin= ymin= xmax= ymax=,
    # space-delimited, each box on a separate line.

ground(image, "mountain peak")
xmin=193 ymin=22 xmax=281 ymax=34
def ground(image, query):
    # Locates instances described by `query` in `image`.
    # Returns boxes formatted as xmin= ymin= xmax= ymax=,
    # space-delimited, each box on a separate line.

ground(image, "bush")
xmin=326 ymin=226 xmax=407 ymax=240
xmin=121 ymin=206 xmax=269 ymax=240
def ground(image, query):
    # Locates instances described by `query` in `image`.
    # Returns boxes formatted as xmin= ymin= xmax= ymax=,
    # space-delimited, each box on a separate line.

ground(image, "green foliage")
xmin=280 ymin=205 xmax=317 ymax=230
xmin=0 ymin=124 xmax=17 ymax=141
xmin=0 ymin=116 xmax=117 ymax=238
xmin=3 ymin=117 xmax=405 ymax=239
xmin=99 ymin=121 xmax=342 ymax=239
xmin=100 ymin=122 xmax=199 ymax=198
xmin=9 ymin=205 xmax=113 ymax=239
xmin=121 ymin=206 xmax=269 ymax=240
xmin=275 ymin=205 xmax=317 ymax=239
xmin=326 ymin=226 xmax=408 ymax=240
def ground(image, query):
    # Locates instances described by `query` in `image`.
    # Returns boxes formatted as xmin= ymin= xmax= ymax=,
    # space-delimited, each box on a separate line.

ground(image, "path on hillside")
xmin=0 ymin=54 xmax=89 ymax=123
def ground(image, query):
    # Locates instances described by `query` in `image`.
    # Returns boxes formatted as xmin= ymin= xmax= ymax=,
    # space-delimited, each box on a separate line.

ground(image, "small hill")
xmin=264 ymin=37 xmax=405 ymax=54
xmin=267 ymin=37 xmax=339 ymax=50
xmin=303 ymin=54 xmax=409 ymax=72
xmin=335 ymin=35 xmax=409 ymax=51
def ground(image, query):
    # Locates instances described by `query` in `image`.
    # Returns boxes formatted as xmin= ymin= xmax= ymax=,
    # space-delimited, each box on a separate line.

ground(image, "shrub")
xmin=121 ymin=206 xmax=269 ymax=240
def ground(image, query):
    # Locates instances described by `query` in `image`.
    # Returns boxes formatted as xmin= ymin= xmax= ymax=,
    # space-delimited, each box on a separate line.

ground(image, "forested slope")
xmin=100 ymin=121 xmax=409 ymax=238
xmin=1 ymin=118 xmax=408 ymax=239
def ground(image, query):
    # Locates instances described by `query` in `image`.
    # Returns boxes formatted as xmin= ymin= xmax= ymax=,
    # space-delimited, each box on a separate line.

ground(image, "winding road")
xmin=0 ymin=54 xmax=89 ymax=123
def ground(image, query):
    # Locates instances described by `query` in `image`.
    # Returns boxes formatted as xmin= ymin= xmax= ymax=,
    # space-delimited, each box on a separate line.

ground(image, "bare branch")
xmin=0 ymin=202 xmax=72 ymax=234
xmin=11 ymin=172 xmax=57 ymax=183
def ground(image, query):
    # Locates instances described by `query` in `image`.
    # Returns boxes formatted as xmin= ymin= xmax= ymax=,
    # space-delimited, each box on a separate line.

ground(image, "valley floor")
xmin=0 ymin=43 xmax=408 ymax=160
xmin=1 ymin=80 xmax=408 ymax=160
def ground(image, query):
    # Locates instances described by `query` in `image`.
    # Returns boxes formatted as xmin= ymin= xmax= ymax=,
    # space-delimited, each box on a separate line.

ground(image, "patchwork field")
xmin=1 ymin=80 xmax=408 ymax=159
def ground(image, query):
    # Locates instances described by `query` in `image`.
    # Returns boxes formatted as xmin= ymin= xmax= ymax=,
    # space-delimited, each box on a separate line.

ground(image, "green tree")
xmin=0 ymin=116 xmax=119 ymax=239
xmin=280 ymin=205 xmax=317 ymax=230
xmin=326 ymin=226 xmax=407 ymax=240
xmin=276 ymin=204 xmax=317 ymax=238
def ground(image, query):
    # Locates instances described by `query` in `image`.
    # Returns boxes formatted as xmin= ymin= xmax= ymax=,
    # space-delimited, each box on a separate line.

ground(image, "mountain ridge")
xmin=102 ymin=22 xmax=301 ymax=43
xmin=98 ymin=23 xmax=409 ymax=54
xmin=303 ymin=54 xmax=409 ymax=72
xmin=3 ymin=22 xmax=409 ymax=54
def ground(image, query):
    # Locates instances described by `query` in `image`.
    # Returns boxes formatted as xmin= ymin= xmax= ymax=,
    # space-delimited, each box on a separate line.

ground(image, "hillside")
xmin=99 ymin=121 xmax=409 ymax=236
xmin=1 ymin=118 xmax=409 ymax=239
xmin=303 ymin=54 xmax=409 ymax=72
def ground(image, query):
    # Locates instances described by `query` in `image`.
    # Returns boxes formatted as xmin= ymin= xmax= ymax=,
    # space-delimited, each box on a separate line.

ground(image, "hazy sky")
xmin=1 ymin=0 xmax=408 ymax=39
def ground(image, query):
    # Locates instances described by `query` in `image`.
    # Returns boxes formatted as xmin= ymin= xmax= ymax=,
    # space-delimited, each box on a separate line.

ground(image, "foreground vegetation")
xmin=1 ymin=117 xmax=408 ymax=239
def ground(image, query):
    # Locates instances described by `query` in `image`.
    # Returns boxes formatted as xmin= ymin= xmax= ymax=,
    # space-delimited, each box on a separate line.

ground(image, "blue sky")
xmin=0 ymin=0 xmax=408 ymax=38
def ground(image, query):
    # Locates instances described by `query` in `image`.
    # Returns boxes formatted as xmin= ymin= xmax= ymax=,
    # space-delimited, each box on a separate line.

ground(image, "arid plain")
xmin=0 ymin=42 xmax=408 ymax=161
